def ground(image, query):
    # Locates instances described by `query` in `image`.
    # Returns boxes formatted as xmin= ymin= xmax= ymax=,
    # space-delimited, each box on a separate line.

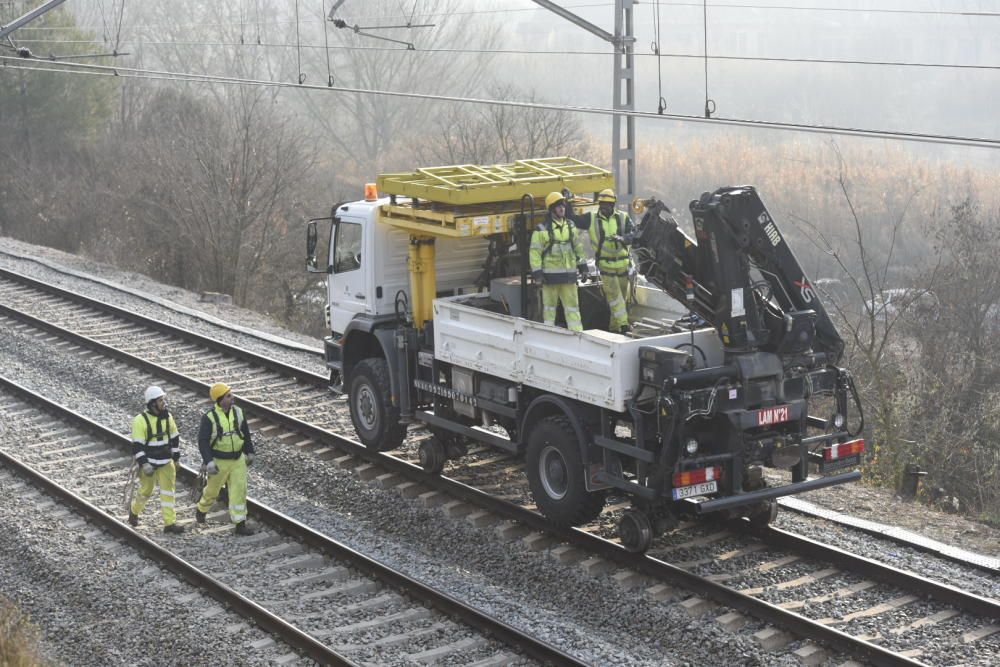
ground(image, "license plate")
xmin=820 ymin=453 xmax=861 ymax=473
xmin=757 ymin=404 xmax=791 ymax=426
xmin=672 ymin=480 xmax=718 ymax=500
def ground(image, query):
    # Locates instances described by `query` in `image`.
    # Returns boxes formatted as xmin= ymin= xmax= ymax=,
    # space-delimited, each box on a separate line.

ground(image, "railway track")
xmin=2 ymin=266 xmax=999 ymax=666
xmin=0 ymin=375 xmax=575 ymax=667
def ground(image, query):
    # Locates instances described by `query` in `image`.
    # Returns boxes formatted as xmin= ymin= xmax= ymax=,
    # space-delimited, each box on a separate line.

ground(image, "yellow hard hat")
xmin=209 ymin=382 xmax=231 ymax=402
xmin=597 ymin=188 xmax=617 ymax=204
xmin=545 ymin=191 xmax=566 ymax=209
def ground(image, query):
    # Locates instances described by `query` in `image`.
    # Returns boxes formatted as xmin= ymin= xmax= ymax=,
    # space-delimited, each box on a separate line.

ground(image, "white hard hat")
xmin=144 ymin=386 xmax=166 ymax=403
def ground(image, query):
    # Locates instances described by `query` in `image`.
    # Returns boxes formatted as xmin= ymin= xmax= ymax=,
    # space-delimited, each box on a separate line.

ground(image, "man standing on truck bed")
xmin=530 ymin=191 xmax=588 ymax=331
xmin=587 ymin=189 xmax=634 ymax=333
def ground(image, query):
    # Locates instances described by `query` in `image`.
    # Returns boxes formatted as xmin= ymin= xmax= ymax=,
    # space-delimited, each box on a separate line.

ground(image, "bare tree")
xmin=124 ymin=87 xmax=313 ymax=305
xmin=417 ymin=83 xmax=591 ymax=165
xmin=796 ymin=148 xmax=939 ymax=487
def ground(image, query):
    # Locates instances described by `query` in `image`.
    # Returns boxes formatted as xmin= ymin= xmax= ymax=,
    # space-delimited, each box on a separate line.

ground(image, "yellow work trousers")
xmin=131 ymin=461 xmax=177 ymax=526
xmin=542 ymin=283 xmax=582 ymax=332
xmin=599 ymin=272 xmax=630 ymax=330
xmin=197 ymin=456 xmax=248 ymax=524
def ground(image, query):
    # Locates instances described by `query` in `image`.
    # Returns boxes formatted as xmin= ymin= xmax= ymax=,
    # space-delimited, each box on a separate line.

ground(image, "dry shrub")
xmin=0 ymin=597 xmax=45 ymax=667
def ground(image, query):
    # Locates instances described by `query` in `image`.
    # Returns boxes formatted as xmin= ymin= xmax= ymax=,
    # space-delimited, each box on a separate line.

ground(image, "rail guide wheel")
xmin=618 ymin=508 xmax=654 ymax=553
xmin=419 ymin=437 xmax=447 ymax=475
xmin=748 ymin=498 xmax=779 ymax=528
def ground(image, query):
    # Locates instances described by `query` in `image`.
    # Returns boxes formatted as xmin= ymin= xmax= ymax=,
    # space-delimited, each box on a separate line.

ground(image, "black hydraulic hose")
xmin=846 ymin=372 xmax=865 ymax=438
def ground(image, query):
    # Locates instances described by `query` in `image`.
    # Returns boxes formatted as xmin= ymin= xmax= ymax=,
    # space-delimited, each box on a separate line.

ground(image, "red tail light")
xmin=673 ymin=466 xmax=721 ymax=487
xmin=823 ymin=438 xmax=865 ymax=461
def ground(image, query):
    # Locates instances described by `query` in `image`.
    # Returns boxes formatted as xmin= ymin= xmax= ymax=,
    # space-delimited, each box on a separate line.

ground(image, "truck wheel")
xmin=347 ymin=358 xmax=405 ymax=452
xmin=526 ymin=416 xmax=605 ymax=526
xmin=618 ymin=509 xmax=653 ymax=553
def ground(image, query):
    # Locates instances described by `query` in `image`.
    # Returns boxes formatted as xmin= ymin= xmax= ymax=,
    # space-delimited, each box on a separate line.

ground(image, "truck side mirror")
xmin=306 ymin=217 xmax=335 ymax=274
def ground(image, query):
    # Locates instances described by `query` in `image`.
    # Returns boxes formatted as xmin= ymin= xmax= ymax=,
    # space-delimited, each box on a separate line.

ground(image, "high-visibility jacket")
xmin=198 ymin=405 xmax=254 ymax=463
xmin=131 ymin=410 xmax=180 ymax=467
xmin=589 ymin=210 xmax=634 ymax=275
xmin=529 ymin=216 xmax=586 ymax=284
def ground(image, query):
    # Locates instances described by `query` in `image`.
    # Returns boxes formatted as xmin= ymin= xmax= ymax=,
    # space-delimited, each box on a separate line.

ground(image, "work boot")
xmin=127 ymin=511 xmax=139 ymax=527
xmin=163 ymin=523 xmax=185 ymax=534
xmin=195 ymin=510 xmax=207 ymax=524
xmin=234 ymin=521 xmax=255 ymax=536
xmin=619 ymin=324 xmax=631 ymax=334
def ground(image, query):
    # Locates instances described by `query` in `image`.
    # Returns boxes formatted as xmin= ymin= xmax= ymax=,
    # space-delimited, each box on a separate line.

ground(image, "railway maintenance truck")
xmin=306 ymin=157 xmax=864 ymax=552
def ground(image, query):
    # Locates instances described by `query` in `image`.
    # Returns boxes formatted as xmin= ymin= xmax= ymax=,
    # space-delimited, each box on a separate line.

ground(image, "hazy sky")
xmin=9 ymin=0 xmax=997 ymax=165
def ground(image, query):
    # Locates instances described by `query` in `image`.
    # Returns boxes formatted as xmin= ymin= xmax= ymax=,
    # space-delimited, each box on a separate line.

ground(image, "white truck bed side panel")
xmin=434 ymin=296 xmax=723 ymax=412
xmin=432 ymin=299 xmax=521 ymax=376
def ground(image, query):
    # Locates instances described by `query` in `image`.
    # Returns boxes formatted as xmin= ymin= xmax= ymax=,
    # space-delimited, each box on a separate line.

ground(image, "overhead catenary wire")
xmin=321 ymin=0 xmax=333 ymax=86
xmin=294 ymin=0 xmax=304 ymax=83
xmin=653 ymin=0 xmax=665 ymax=114
xmin=12 ymin=36 xmax=1000 ymax=72
xmin=702 ymin=0 xmax=714 ymax=118
xmin=14 ymin=1 xmax=1000 ymax=34
xmin=3 ymin=55 xmax=998 ymax=151
xmin=112 ymin=0 xmax=126 ymax=54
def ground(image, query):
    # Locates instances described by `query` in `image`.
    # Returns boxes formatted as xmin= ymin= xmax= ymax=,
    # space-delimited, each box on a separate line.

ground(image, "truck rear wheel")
xmin=347 ymin=358 xmax=406 ymax=452
xmin=526 ymin=416 xmax=605 ymax=526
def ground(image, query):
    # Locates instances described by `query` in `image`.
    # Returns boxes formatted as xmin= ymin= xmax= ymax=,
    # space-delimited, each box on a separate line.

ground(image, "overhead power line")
xmin=12 ymin=1 xmax=1000 ymax=33
xmin=2 ymin=55 xmax=997 ymax=151
xmin=12 ymin=37 xmax=1000 ymax=72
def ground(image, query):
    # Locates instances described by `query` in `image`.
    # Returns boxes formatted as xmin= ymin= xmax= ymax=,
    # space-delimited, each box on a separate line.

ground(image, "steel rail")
xmin=0 ymin=299 xmax=947 ymax=666
xmin=0 ymin=267 xmax=327 ymax=380
xmin=756 ymin=524 xmax=1000 ymax=620
xmin=0 ymin=403 xmax=356 ymax=666
xmin=0 ymin=373 xmax=586 ymax=667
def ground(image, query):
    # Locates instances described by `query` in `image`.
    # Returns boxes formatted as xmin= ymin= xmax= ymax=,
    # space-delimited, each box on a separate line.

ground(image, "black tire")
xmin=347 ymin=358 xmax=406 ymax=452
xmin=526 ymin=415 xmax=606 ymax=526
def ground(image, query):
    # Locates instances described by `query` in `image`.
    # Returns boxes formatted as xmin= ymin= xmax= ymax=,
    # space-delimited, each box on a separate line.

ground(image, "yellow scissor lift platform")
xmin=377 ymin=156 xmax=614 ymax=238
xmin=374 ymin=157 xmax=614 ymax=326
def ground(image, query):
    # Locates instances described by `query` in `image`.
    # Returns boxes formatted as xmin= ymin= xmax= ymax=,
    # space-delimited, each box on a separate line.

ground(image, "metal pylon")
xmin=612 ymin=0 xmax=636 ymax=207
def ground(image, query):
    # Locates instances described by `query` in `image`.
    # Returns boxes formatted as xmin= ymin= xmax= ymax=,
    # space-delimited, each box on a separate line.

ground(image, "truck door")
xmin=329 ymin=215 xmax=370 ymax=333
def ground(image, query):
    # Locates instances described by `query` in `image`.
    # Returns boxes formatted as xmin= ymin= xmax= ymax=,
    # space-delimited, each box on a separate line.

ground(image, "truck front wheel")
xmin=347 ymin=358 xmax=406 ymax=452
xmin=526 ymin=416 xmax=605 ymax=526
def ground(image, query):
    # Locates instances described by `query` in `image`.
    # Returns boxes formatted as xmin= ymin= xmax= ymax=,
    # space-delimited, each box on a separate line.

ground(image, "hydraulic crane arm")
xmin=633 ymin=186 xmax=844 ymax=364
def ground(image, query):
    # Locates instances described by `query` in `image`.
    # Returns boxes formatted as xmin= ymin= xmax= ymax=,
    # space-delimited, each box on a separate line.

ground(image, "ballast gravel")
xmin=0 ymin=471 xmax=291 ymax=667
xmin=3 ymin=239 xmax=999 ymax=666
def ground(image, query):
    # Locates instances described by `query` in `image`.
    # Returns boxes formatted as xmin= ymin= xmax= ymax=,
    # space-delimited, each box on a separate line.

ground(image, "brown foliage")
xmin=0 ymin=596 xmax=46 ymax=667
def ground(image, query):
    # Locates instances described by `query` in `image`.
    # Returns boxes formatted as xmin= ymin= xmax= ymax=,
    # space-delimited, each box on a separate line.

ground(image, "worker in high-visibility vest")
xmin=195 ymin=382 xmax=255 ymax=536
xmin=128 ymin=386 xmax=184 ymax=533
xmin=529 ymin=191 xmax=588 ymax=331
xmin=587 ymin=188 xmax=635 ymax=333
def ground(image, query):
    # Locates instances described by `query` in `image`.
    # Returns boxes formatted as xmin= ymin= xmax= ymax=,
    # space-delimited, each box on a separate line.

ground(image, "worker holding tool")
xmin=195 ymin=382 xmax=255 ymax=536
xmin=128 ymin=386 xmax=184 ymax=534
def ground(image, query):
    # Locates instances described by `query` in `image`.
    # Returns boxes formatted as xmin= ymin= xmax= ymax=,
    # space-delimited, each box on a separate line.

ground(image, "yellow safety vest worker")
xmin=203 ymin=405 xmax=247 ymax=459
xmin=529 ymin=217 xmax=586 ymax=283
xmin=589 ymin=210 xmax=634 ymax=276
